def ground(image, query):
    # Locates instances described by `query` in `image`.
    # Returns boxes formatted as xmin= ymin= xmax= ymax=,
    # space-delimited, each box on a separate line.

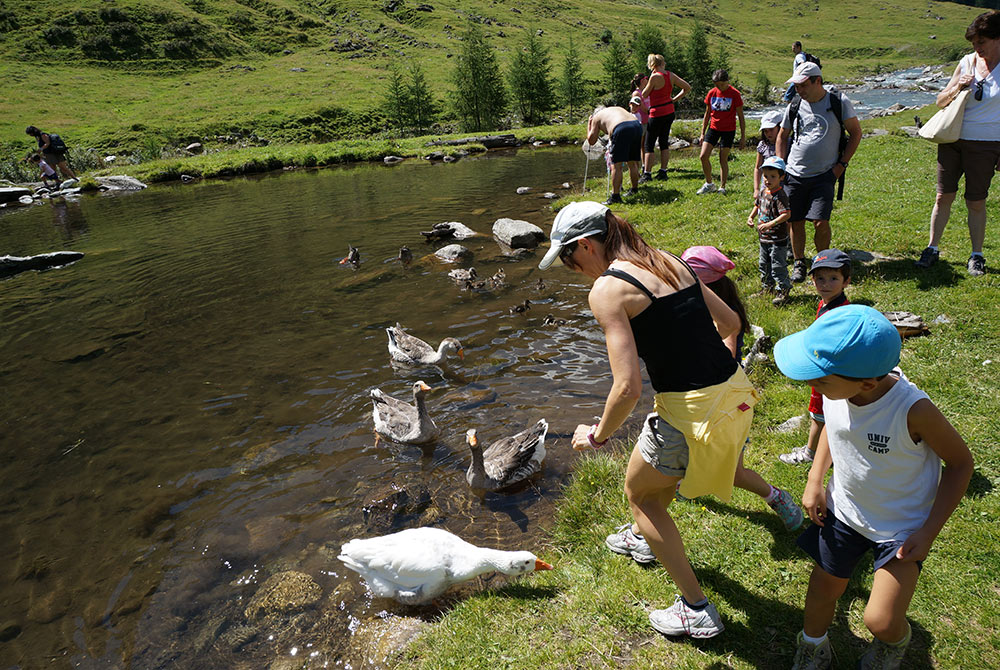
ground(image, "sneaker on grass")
xmin=605 ymin=523 xmax=656 ymax=564
xmin=858 ymin=623 xmax=911 ymax=670
xmin=767 ymin=487 xmax=804 ymax=530
xmin=791 ymin=632 xmax=832 ymax=670
xmin=717 ymin=186 xmax=727 ymax=195
xmin=772 ymin=288 xmax=790 ymax=306
xmin=625 ymin=187 xmax=639 ymax=198
xmin=654 ymin=169 xmax=668 ymax=180
xmin=604 ymin=193 xmax=623 ymax=205
xmin=791 ymin=258 xmax=809 ymax=283
xmin=914 ymin=246 xmax=939 ymax=268
xmin=649 ymin=595 xmax=724 ymax=638
xmin=779 ymin=445 xmax=815 ymax=465
xmin=968 ymin=254 xmax=986 ymax=276
xmin=696 ymin=182 xmax=718 ymax=195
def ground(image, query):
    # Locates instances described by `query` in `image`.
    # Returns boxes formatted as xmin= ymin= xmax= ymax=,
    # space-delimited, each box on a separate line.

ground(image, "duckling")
xmin=488 ymin=267 xmax=507 ymax=289
xmin=464 ymin=278 xmax=488 ymax=291
xmin=533 ymin=278 xmax=546 ymax=291
xmin=542 ymin=314 xmax=568 ymax=326
xmin=386 ymin=324 xmax=464 ymax=366
xmin=465 ymin=419 xmax=548 ymax=490
xmin=509 ymin=299 xmax=531 ymax=314
xmin=370 ymin=381 xmax=439 ymax=445
xmin=398 ymin=246 xmax=413 ymax=266
xmin=339 ymin=245 xmax=361 ymax=268
xmin=448 ymin=267 xmax=477 ymax=283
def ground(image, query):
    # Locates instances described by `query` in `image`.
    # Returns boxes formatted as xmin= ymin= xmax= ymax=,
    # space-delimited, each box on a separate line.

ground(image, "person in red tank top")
xmin=640 ymin=54 xmax=691 ymax=183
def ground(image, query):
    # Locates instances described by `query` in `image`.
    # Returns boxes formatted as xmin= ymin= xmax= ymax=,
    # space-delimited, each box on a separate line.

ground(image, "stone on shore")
xmin=434 ymin=244 xmax=473 ymax=262
xmin=96 ymin=175 xmax=147 ymax=191
xmin=492 ymin=218 xmax=545 ymax=249
xmin=515 ymin=186 xmax=531 ymax=194
xmin=773 ymin=415 xmax=807 ymax=433
xmin=185 ymin=142 xmax=204 ymax=154
xmin=0 ymin=186 xmax=32 ymax=204
xmin=383 ymin=156 xmax=404 ymax=165
xmin=244 ymin=571 xmax=322 ymax=619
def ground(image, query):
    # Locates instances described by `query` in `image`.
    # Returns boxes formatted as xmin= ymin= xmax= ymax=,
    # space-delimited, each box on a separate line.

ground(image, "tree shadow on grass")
xmin=664 ymin=567 xmax=936 ymax=669
xmin=852 ymin=254 xmax=964 ymax=290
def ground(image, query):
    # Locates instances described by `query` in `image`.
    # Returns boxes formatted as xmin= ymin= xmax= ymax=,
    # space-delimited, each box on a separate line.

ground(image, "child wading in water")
xmin=697 ymin=69 xmax=745 ymax=195
xmin=748 ymin=156 xmax=793 ymax=305
xmin=779 ymin=249 xmax=852 ymax=465
xmin=775 ymin=306 xmax=973 ymax=670
xmin=604 ymin=246 xmax=804 ymax=568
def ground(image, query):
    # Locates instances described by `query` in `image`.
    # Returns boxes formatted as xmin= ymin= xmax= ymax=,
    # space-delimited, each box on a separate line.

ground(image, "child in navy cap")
xmin=778 ymin=248 xmax=852 ymax=465
xmin=774 ymin=305 xmax=973 ymax=669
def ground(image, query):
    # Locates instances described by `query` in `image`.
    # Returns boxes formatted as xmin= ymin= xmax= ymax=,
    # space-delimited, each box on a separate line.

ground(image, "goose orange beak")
xmin=534 ymin=559 xmax=553 ymax=571
xmin=457 ymin=348 xmax=465 ymax=360
xmin=417 ymin=381 xmax=432 ymax=392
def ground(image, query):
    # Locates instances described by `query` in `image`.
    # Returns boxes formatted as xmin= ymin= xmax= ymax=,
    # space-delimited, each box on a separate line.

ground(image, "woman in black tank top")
xmin=538 ymin=201 xmax=744 ymax=638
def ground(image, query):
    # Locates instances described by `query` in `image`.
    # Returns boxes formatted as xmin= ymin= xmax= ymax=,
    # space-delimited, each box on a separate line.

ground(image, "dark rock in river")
xmin=1 ymin=251 xmax=84 ymax=279
xmin=363 ymin=483 xmax=433 ymax=533
xmin=244 ymin=571 xmax=322 ymax=619
xmin=492 ymin=218 xmax=545 ymax=249
xmin=0 ymin=620 xmax=21 ymax=642
xmin=0 ymin=186 xmax=32 ymax=204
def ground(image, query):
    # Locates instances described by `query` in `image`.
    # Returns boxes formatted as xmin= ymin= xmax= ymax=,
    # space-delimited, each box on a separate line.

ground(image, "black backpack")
xmin=46 ymin=133 xmax=68 ymax=154
xmin=802 ymin=52 xmax=821 ymax=69
xmin=788 ymin=90 xmax=848 ymax=200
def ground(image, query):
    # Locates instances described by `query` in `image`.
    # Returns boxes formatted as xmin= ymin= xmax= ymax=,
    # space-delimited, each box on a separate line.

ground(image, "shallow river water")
xmin=0 ymin=146 xmax=662 ymax=669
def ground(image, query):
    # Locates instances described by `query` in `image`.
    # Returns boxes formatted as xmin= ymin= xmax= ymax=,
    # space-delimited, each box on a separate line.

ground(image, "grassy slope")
xmin=402 ymin=127 xmax=1000 ymax=668
xmin=0 ymin=0 xmax=982 ymax=159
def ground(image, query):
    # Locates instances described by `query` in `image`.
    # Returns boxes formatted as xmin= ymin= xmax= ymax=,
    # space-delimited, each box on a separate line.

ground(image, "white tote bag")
xmin=919 ymin=55 xmax=975 ymax=144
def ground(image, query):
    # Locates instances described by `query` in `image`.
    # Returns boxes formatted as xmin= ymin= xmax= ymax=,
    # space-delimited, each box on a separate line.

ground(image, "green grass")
xmin=0 ymin=0 xmax=984 ymax=164
xmin=402 ymin=129 xmax=1000 ymax=668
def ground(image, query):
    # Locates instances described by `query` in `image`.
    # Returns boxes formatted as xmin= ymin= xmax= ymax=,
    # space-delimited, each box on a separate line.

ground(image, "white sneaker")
xmin=649 ymin=595 xmax=724 ymax=638
xmin=717 ymin=186 xmax=727 ymax=195
xmin=696 ymin=182 xmax=718 ymax=195
xmin=779 ymin=445 xmax=815 ymax=465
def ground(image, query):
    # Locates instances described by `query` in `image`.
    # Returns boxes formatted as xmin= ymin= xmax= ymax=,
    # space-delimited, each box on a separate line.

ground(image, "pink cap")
xmin=681 ymin=246 xmax=735 ymax=284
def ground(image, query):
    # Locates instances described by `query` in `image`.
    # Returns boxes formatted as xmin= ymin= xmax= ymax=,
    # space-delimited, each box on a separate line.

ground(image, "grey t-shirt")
xmin=781 ymin=90 xmax=857 ymax=178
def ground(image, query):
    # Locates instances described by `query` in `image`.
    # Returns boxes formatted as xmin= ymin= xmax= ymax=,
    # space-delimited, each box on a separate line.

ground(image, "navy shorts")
xmin=797 ymin=510 xmax=922 ymax=579
xmin=704 ymin=128 xmax=736 ymax=149
xmin=610 ymin=120 xmax=642 ymax=163
xmin=785 ymin=169 xmax=835 ymax=222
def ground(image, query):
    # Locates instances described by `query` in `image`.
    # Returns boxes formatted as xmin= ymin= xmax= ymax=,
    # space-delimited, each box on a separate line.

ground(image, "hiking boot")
xmin=779 ymin=445 xmax=815 ymax=465
xmin=753 ymin=285 xmax=776 ymax=298
xmin=791 ymin=258 xmax=809 ymax=283
xmin=791 ymin=632 xmax=832 ymax=670
xmin=914 ymin=246 xmax=939 ymax=268
xmin=649 ymin=595 xmax=724 ymax=638
xmin=772 ymin=288 xmax=790 ymax=306
xmin=605 ymin=523 xmax=656 ymax=564
xmin=604 ymin=193 xmax=623 ymax=205
xmin=696 ymin=182 xmax=718 ymax=195
xmin=857 ymin=624 xmax=911 ymax=670
xmin=625 ymin=187 xmax=639 ymax=198
xmin=968 ymin=254 xmax=986 ymax=276
xmin=767 ymin=487 xmax=804 ymax=530
xmin=638 ymin=172 xmax=653 ymax=184
xmin=654 ymin=169 xmax=668 ymax=180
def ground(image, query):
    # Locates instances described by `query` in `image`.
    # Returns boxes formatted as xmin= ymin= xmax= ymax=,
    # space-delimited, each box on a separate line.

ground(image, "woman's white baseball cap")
xmin=538 ymin=201 xmax=609 ymax=270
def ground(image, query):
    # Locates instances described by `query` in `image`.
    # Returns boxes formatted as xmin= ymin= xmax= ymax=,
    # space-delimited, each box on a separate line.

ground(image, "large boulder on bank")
xmin=96 ymin=175 xmax=147 ymax=191
xmin=434 ymin=244 xmax=473 ymax=262
xmin=0 ymin=186 xmax=32 ymax=204
xmin=492 ymin=218 xmax=545 ymax=249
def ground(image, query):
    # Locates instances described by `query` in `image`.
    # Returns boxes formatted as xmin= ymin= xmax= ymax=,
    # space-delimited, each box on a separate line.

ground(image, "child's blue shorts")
xmin=797 ymin=510 xmax=923 ymax=579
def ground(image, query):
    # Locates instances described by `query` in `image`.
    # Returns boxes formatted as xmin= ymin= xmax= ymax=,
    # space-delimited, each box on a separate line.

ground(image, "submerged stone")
xmin=244 ymin=571 xmax=322 ymax=619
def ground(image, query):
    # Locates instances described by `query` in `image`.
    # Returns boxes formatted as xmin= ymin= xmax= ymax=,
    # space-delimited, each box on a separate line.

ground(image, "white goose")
xmin=465 ymin=419 xmax=548 ymax=490
xmin=370 ymin=381 xmax=439 ymax=445
xmin=386 ymin=323 xmax=463 ymax=366
xmin=339 ymin=527 xmax=553 ymax=605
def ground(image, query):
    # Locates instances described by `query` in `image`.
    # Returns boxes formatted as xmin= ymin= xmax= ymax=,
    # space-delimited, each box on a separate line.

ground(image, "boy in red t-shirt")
xmin=697 ymin=69 xmax=745 ymax=195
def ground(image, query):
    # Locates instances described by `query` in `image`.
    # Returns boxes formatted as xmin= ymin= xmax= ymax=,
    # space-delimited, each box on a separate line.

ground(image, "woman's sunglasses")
xmin=559 ymin=241 xmax=578 ymax=264
xmin=975 ymin=78 xmax=984 ymax=102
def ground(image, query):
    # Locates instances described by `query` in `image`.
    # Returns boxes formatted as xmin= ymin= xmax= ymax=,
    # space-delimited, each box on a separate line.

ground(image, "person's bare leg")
xmin=628 ymin=160 xmax=639 ymax=189
xmin=57 ymin=160 xmax=77 ymax=179
xmin=928 ymin=191 xmax=957 ymax=247
xmin=813 ymin=219 xmax=831 ymax=254
xmin=719 ymin=147 xmax=732 ymax=189
xmin=966 ymin=198 xmax=987 ymax=254
xmin=803 ymin=564 xmax=849 ymax=637
xmin=624 ymin=447 xmax=705 ymax=603
xmin=660 ymin=147 xmax=670 ymax=172
xmin=790 ymin=220 xmax=807 ymax=260
xmin=611 ymin=162 xmax=623 ymax=195
xmin=699 ymin=142 xmax=714 ymax=183
xmin=732 ymin=450 xmax=770 ymax=497
xmin=864 ymin=560 xmax=919 ymax=643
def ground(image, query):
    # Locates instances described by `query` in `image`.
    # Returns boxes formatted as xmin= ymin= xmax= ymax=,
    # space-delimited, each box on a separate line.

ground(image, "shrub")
xmin=754 ymin=71 xmax=772 ymax=106
xmin=43 ymin=24 xmax=76 ymax=46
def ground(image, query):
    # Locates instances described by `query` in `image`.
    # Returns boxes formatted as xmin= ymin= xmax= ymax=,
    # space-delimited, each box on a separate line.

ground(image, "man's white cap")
xmin=538 ymin=201 xmax=609 ymax=270
xmin=760 ymin=110 xmax=783 ymax=130
xmin=786 ymin=61 xmax=821 ymax=85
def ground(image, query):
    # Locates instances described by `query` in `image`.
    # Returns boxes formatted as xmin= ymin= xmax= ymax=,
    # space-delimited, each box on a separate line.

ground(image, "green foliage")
xmin=507 ymin=31 xmax=556 ymax=126
xmin=559 ymin=36 xmax=589 ymax=120
xmin=713 ymin=42 xmax=733 ymax=80
xmin=754 ymin=70 xmax=772 ymax=105
xmin=382 ymin=66 xmax=411 ymax=131
xmin=686 ymin=21 xmax=713 ymax=103
xmin=601 ymin=37 xmax=632 ymax=107
xmin=630 ymin=22 xmax=666 ymax=76
xmin=451 ymin=22 xmax=507 ymax=132
xmin=407 ymin=62 xmax=437 ymax=132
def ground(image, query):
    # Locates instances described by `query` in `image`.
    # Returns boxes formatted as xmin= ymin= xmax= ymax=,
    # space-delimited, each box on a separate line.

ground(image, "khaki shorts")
xmin=937 ymin=139 xmax=1000 ymax=201
xmin=636 ymin=412 xmax=688 ymax=477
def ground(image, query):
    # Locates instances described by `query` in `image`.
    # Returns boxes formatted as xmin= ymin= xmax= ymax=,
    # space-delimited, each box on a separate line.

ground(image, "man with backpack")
xmin=776 ymin=62 xmax=863 ymax=283
xmin=782 ymin=42 xmax=810 ymax=102
xmin=25 ymin=125 xmax=76 ymax=180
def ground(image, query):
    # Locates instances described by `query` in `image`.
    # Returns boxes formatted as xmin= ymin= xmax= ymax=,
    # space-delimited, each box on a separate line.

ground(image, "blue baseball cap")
xmin=761 ymin=156 xmax=786 ymax=172
xmin=774 ymin=305 xmax=901 ymax=381
xmin=808 ymin=248 xmax=851 ymax=274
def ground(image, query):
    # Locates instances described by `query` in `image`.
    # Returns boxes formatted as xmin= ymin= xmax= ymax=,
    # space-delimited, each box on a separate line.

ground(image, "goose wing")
xmin=386 ymin=324 xmax=435 ymax=363
xmin=371 ymin=389 xmax=419 ymax=441
xmin=481 ymin=419 xmax=548 ymax=485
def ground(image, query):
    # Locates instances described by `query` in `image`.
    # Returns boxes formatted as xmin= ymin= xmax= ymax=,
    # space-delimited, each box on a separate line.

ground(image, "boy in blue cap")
xmin=747 ymin=155 xmax=792 ymax=305
xmin=774 ymin=305 xmax=973 ymax=670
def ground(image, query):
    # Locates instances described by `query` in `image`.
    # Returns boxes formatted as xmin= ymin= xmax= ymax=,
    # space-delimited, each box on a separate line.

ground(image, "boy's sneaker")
xmin=696 ymin=182 xmax=718 ymax=195
xmin=857 ymin=624 xmax=911 ymax=670
xmin=914 ymin=246 xmax=939 ymax=268
xmin=779 ymin=445 xmax=815 ymax=465
xmin=767 ymin=487 xmax=804 ymax=530
xmin=654 ymin=169 xmax=668 ymax=180
xmin=968 ymin=254 xmax=986 ymax=276
xmin=638 ymin=172 xmax=653 ymax=184
xmin=605 ymin=523 xmax=656 ymax=564
xmin=649 ymin=595 xmax=724 ymax=638
xmin=625 ymin=187 xmax=639 ymax=198
xmin=791 ymin=258 xmax=809 ymax=283
xmin=772 ymin=288 xmax=790 ymax=306
xmin=717 ymin=186 xmax=727 ymax=195
xmin=791 ymin=632 xmax=832 ymax=670
xmin=604 ymin=193 xmax=623 ymax=205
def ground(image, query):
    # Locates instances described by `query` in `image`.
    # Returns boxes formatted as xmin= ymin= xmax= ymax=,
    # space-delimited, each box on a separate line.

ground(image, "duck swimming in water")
xmin=465 ymin=419 xmax=548 ymax=490
xmin=509 ymin=299 xmax=531 ymax=314
xmin=339 ymin=245 xmax=361 ymax=268
xmin=370 ymin=380 xmax=439 ymax=445
xmin=398 ymin=246 xmax=413 ymax=266
xmin=386 ymin=324 xmax=464 ymax=366
xmin=448 ymin=267 xmax=477 ymax=283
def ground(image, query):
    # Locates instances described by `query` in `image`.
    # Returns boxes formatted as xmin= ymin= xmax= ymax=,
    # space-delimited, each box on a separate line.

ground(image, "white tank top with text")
xmin=825 ymin=370 xmax=940 ymax=543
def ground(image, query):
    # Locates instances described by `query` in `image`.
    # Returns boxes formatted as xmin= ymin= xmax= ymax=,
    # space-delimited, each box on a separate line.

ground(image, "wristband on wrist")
xmin=588 ymin=424 xmax=609 ymax=449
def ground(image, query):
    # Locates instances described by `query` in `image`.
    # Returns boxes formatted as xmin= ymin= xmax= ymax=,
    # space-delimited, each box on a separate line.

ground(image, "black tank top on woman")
xmin=601 ymin=260 xmax=737 ymax=393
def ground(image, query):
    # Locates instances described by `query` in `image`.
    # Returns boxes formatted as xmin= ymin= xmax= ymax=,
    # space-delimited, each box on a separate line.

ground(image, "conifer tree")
xmin=630 ymin=23 xmax=666 ymax=76
xmin=382 ymin=66 xmax=412 ymax=132
xmin=685 ymin=22 xmax=713 ymax=103
xmin=559 ymin=36 xmax=588 ymax=119
xmin=508 ymin=31 xmax=556 ymax=126
xmin=601 ymin=37 xmax=632 ymax=106
xmin=451 ymin=22 xmax=507 ymax=131
xmin=407 ymin=62 xmax=437 ymax=132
